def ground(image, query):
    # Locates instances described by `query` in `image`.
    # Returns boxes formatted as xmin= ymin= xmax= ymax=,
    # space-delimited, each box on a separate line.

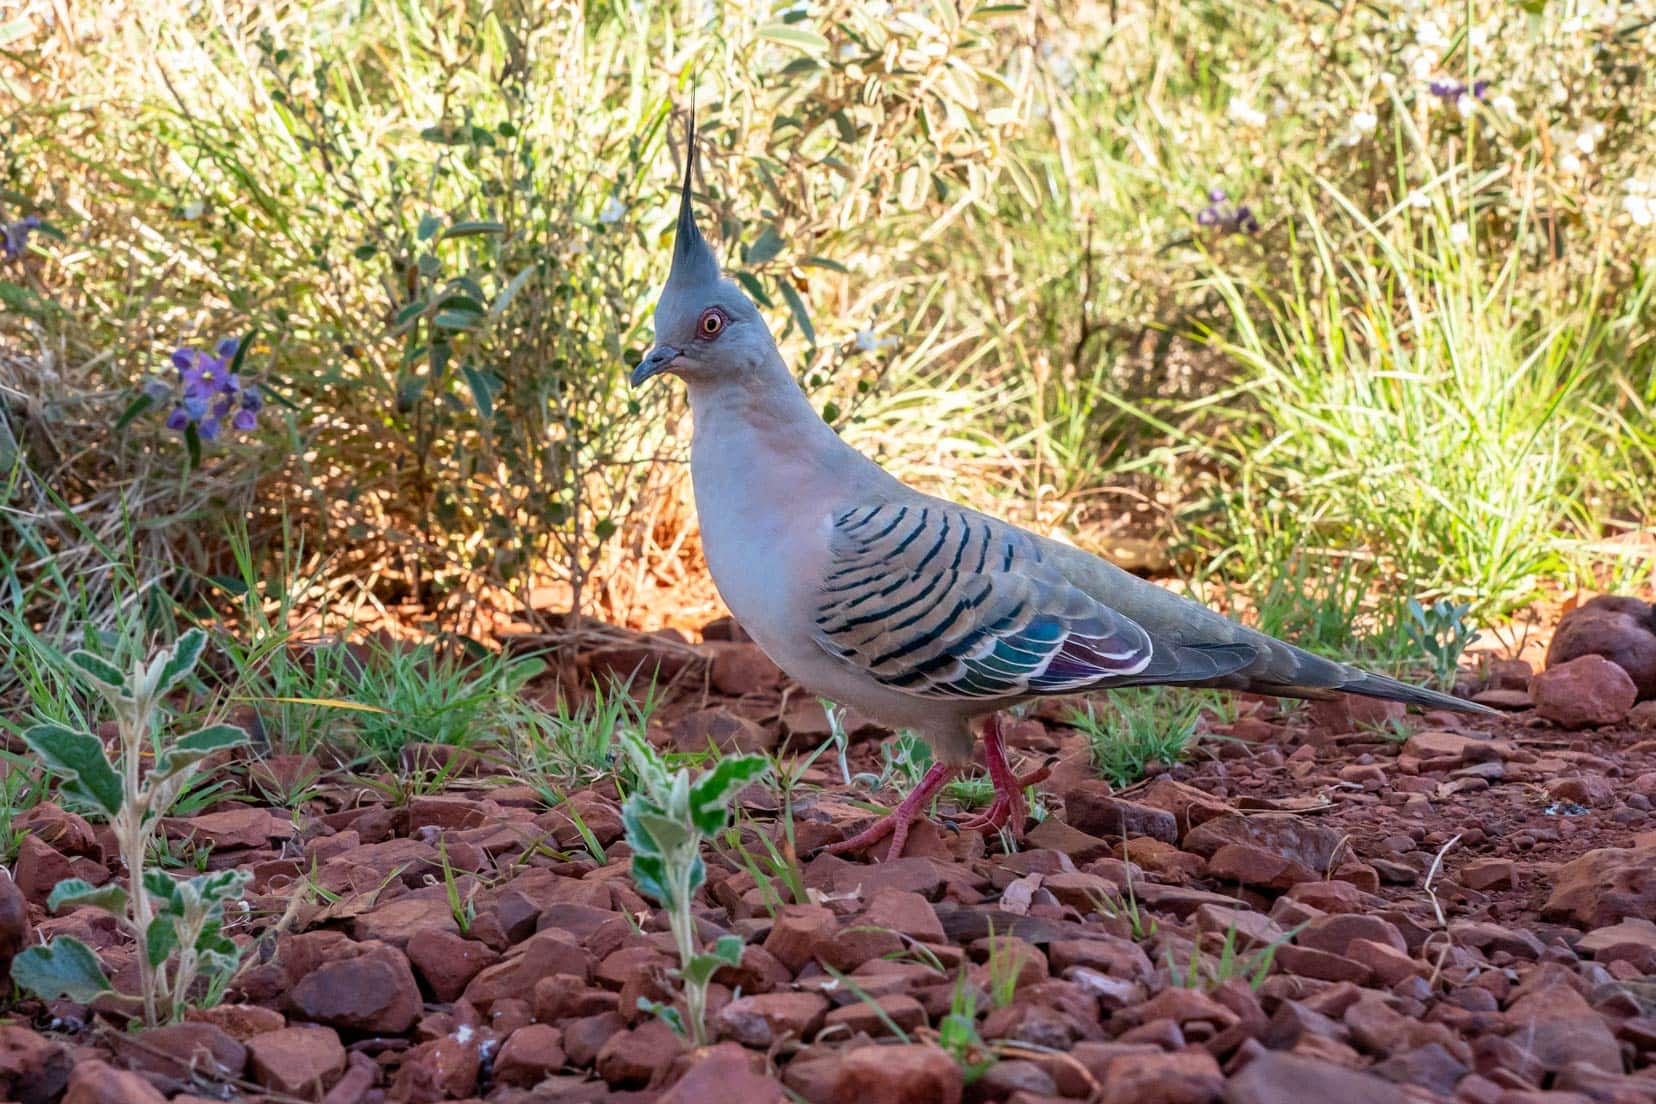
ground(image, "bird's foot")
xmin=823 ymin=762 xmax=957 ymax=863
xmin=956 ymin=761 xmax=1051 ymax=838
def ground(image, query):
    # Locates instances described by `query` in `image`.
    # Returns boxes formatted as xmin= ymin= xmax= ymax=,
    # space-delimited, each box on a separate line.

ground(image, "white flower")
xmin=1352 ymin=110 xmax=1378 ymax=134
xmin=1575 ymin=123 xmax=1603 ymax=155
xmin=1409 ymin=52 xmax=1434 ymax=81
xmin=1448 ymin=221 xmax=1469 ymax=245
xmin=1456 ymin=94 xmax=1474 ymax=118
xmin=598 ymin=196 xmax=627 ymax=224
xmin=854 ymin=328 xmax=894 ymax=353
xmin=1492 ymin=93 xmax=1516 ymax=116
xmin=1560 ymin=152 xmax=1583 ymax=175
xmin=1379 ymin=72 xmax=1397 ymax=88
xmin=1227 ymin=97 xmax=1267 ymax=128
xmin=1624 ymin=180 xmax=1655 ymax=227
xmin=1407 ymin=190 xmax=1431 ymax=209
xmin=1415 ymin=18 xmax=1447 ymax=48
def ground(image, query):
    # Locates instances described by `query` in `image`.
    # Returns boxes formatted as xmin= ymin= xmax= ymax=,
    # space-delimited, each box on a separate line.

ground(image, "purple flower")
xmin=161 ymin=335 xmax=260 ymax=441
xmin=1429 ymin=78 xmax=1492 ymax=102
xmin=1 ymin=216 xmax=40 ymax=261
xmin=1197 ymin=188 xmax=1261 ymax=236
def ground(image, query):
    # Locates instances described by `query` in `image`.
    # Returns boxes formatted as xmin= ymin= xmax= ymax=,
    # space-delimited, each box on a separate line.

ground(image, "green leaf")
xmin=689 ymin=755 xmax=769 ymax=837
xmin=630 ymin=852 xmax=669 ymax=905
xmin=682 ymin=951 xmax=724 ymax=987
xmin=758 ymin=23 xmax=828 ymax=52
xmin=490 ymin=265 xmax=537 ymax=318
xmin=463 ymin=366 xmax=502 ymax=419
xmin=712 ymin=934 xmax=745 ymax=966
xmin=144 ymin=869 xmax=184 ymax=910
xmin=22 ymin=724 xmax=123 ymax=817
xmin=746 ymin=226 xmax=786 ymax=265
xmin=11 ymin=936 xmax=113 ymax=1002
xmin=147 ymin=918 xmax=180 ymax=968
xmin=184 ymin=421 xmax=202 ymax=469
xmin=417 ymin=214 xmax=443 ymax=242
xmin=186 ymin=868 xmax=251 ymax=906
xmin=778 ymin=281 xmax=816 ymax=347
xmin=155 ymin=723 xmax=250 ymax=777
xmin=637 ymin=811 xmax=693 ymax=853
xmin=442 ymin=220 xmax=507 ymax=239
xmin=156 ymin=628 xmax=207 ymax=694
xmin=68 ymin=651 xmax=127 ymax=695
xmin=115 ymin=393 xmax=154 ymax=432
xmin=47 ymin=879 xmax=128 ymax=916
xmin=733 ymin=271 xmax=774 ymax=307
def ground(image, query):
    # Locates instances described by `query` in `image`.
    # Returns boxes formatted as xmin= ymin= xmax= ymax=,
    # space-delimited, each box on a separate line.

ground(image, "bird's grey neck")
xmin=685 ymin=365 xmax=842 ymax=455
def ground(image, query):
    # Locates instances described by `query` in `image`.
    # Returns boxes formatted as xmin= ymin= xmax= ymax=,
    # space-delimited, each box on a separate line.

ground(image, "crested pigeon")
xmin=632 ymin=117 xmax=1493 ymax=861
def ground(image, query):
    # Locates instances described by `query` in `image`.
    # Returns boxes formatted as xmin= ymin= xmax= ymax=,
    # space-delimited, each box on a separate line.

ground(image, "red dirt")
xmin=4 ymin=620 xmax=1656 ymax=1104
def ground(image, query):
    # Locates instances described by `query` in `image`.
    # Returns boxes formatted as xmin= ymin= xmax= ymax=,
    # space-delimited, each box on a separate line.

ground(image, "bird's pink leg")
xmin=957 ymin=714 xmax=1051 ymax=839
xmin=824 ymin=762 xmax=957 ymax=862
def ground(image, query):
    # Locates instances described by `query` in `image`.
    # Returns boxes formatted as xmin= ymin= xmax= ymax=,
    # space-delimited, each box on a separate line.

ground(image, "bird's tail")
xmin=1333 ymin=669 xmax=1498 ymax=714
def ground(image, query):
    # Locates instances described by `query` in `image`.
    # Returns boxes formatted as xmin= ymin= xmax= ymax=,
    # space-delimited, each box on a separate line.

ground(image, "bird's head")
xmin=632 ymin=114 xmax=774 ymax=390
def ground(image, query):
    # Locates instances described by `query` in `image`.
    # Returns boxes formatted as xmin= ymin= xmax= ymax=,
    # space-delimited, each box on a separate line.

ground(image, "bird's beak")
xmin=631 ymin=345 xmax=681 ymax=387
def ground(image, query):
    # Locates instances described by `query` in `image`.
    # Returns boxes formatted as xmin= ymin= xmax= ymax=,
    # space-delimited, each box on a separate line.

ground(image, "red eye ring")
xmin=698 ymin=308 xmax=725 ymax=338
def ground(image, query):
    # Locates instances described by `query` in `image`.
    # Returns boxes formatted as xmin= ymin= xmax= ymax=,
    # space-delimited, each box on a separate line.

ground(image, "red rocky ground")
xmin=4 ymin=606 xmax=1656 ymax=1104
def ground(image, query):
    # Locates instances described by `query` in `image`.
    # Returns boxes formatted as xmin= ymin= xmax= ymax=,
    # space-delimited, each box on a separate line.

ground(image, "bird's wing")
xmin=811 ymin=501 xmax=1254 ymax=701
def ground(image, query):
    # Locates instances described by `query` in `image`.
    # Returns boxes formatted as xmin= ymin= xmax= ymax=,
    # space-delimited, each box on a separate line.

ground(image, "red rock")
xmin=1471 ymin=687 xmax=1532 ymax=709
xmin=1460 ymin=858 xmax=1518 ymax=891
xmin=246 ymin=1026 xmax=347 ymax=1098
xmin=492 ymin=1023 xmax=565 ymax=1087
xmin=1547 ymin=598 xmax=1656 ymax=699
xmin=1344 ymin=939 xmax=1427 ymax=986
xmin=864 ymin=887 xmax=945 ymax=942
xmin=1095 ymin=1049 xmax=1223 ymax=1104
xmin=0 ymin=871 xmax=28 ymax=992
xmin=1048 ymin=937 xmax=1153 ymax=981
xmin=596 ymin=1018 xmax=685 ymax=1088
xmin=1182 ymin=814 xmax=1342 ymax=872
xmin=0 ymin=1025 xmax=72 ymax=1104
xmin=1400 ymin=730 xmax=1500 ymax=767
xmin=17 ymin=803 xmax=99 ymax=855
xmin=716 ymin=992 xmax=829 ymax=1046
xmin=1273 ymin=945 xmax=1373 ymax=985
xmin=1193 ymin=904 xmax=1285 ymax=949
xmin=185 ymin=1003 xmax=286 ymax=1041
xmin=1579 ymin=917 xmax=1656 ymax=964
xmin=1286 ymin=881 xmax=1365 ymax=914
xmin=1205 ymin=843 xmax=1316 ymax=890
xmin=62 ymin=1060 xmax=167 ymax=1104
xmin=1226 ymin=1051 xmax=1400 ymax=1103
xmin=672 ymin=706 xmax=775 ymax=754
xmin=1508 ymin=983 xmax=1623 ymax=1074
xmin=1306 ymin=695 xmax=1406 ymax=735
xmin=1369 ymin=1042 xmax=1468 ymax=1097
xmin=823 ymin=994 xmax=927 ymax=1037
xmin=1530 ymin=655 xmax=1637 ymax=728
xmin=350 ymin=895 xmax=459 ymax=948
xmin=463 ymin=929 xmax=594 ymax=1009
xmin=1024 ymin=819 xmax=1115 ymax=863
xmin=705 ymin=642 xmax=785 ymax=697
xmin=1296 ymin=914 xmax=1405 ymax=958
xmin=14 ymin=835 xmax=108 ymax=906
xmin=1544 ymin=837 xmax=1656 ymax=927
xmin=389 ymin=1033 xmax=480 ymax=1103
xmin=1064 ymin=785 xmax=1178 ymax=843
xmin=406 ymin=928 xmax=498 ymax=1002
xmin=166 ymin=807 xmax=288 ymax=850
xmin=1546 ymin=774 xmax=1617 ymax=807
xmin=832 ymin=1044 xmax=963 ymax=1104
xmin=661 ymin=1043 xmax=787 ymax=1104
xmin=763 ymin=903 xmax=837 ymax=972
xmin=111 ymin=1023 xmax=246 ymax=1087
xmin=1134 ymin=779 xmax=1233 ymax=830
xmin=290 ymin=941 xmax=421 ymax=1034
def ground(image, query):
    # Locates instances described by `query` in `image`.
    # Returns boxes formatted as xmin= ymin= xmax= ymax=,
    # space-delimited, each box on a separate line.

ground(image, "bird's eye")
xmin=698 ymin=309 xmax=724 ymax=338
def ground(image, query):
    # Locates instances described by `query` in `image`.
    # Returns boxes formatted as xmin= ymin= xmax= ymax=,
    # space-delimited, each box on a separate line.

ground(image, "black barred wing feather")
xmin=812 ymin=502 xmax=1159 ymax=700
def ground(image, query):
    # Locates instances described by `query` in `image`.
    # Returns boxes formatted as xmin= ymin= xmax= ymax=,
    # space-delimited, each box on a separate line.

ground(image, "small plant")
xmin=514 ymin=678 xmax=655 ymax=788
xmin=1404 ymin=598 xmax=1482 ymax=690
xmin=619 ymin=725 xmax=768 ymax=1045
xmin=12 ymin=629 xmax=251 ymax=1025
xmin=937 ymin=974 xmax=995 ymax=1084
xmin=1072 ymin=688 xmax=1208 ymax=787
xmin=1165 ymin=920 xmax=1299 ymax=992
